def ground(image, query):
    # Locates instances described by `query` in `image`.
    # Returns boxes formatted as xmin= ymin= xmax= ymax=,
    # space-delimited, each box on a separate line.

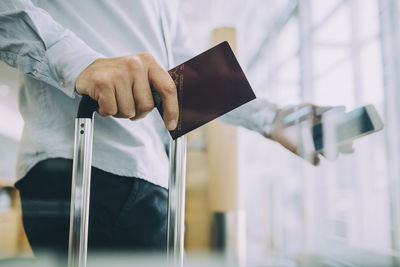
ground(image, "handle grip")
xmin=77 ymin=95 xmax=99 ymax=119
xmin=76 ymin=91 xmax=163 ymax=119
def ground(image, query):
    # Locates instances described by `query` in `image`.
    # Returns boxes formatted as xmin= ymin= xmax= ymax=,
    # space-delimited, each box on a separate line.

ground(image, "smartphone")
xmin=312 ymin=104 xmax=384 ymax=151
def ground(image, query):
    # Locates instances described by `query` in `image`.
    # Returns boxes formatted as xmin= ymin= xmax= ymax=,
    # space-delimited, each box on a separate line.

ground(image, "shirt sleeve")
xmin=219 ymin=98 xmax=278 ymax=137
xmin=0 ymin=0 xmax=103 ymax=98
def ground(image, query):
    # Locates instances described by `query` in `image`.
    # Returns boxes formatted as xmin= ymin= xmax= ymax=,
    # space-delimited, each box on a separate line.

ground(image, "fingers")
xmin=275 ymin=134 xmax=298 ymax=155
xmin=114 ymin=77 xmax=136 ymax=119
xmin=97 ymin=87 xmax=117 ymax=117
xmin=94 ymin=71 xmax=135 ymax=118
xmin=93 ymin=54 xmax=158 ymax=121
xmin=75 ymin=54 xmax=178 ymax=130
xmin=275 ymin=133 xmax=321 ymax=166
xmin=130 ymin=70 xmax=154 ymax=121
xmin=311 ymin=152 xmax=320 ymax=166
xmin=88 ymin=72 xmax=117 ymax=117
xmin=147 ymin=55 xmax=179 ymax=130
xmin=271 ymin=104 xmax=355 ymax=165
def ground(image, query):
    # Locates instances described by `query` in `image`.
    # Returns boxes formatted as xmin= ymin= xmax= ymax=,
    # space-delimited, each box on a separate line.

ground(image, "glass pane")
xmin=313 ymin=46 xmax=348 ymax=77
xmin=272 ymin=83 xmax=301 ymax=105
xmin=313 ymin=4 xmax=351 ymax=45
xmin=277 ymin=57 xmax=300 ymax=84
xmin=314 ymin=60 xmax=355 ymax=108
xmin=275 ymin=17 xmax=299 ymax=64
xmin=359 ymin=39 xmax=384 ymax=107
xmin=358 ymin=0 xmax=380 ymax=41
xmin=311 ymin=0 xmax=342 ymax=24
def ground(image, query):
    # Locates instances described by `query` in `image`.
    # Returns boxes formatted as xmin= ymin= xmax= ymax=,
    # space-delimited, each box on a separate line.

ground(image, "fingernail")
xmin=167 ymin=120 xmax=177 ymax=130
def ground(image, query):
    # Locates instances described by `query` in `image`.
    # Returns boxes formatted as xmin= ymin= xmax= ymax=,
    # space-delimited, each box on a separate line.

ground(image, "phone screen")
xmin=312 ymin=107 xmax=375 ymax=151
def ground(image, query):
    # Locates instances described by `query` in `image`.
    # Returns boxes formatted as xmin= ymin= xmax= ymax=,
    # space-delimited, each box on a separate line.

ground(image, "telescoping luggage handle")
xmin=68 ymin=95 xmax=97 ymax=267
xmin=68 ymin=95 xmax=187 ymax=267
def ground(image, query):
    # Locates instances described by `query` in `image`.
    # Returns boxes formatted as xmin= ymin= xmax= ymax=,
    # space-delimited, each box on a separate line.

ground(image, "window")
xmin=239 ymin=0 xmax=394 ymax=265
xmin=181 ymin=0 xmax=399 ymax=265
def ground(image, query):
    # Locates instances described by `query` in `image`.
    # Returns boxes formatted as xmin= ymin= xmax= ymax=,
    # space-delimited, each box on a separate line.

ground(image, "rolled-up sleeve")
xmin=0 ymin=0 xmax=103 ymax=98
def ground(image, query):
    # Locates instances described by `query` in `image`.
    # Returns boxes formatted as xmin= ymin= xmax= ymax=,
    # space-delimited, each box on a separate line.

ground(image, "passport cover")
xmin=153 ymin=41 xmax=256 ymax=139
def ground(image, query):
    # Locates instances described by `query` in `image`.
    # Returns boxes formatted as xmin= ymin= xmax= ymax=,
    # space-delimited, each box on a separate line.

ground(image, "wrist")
xmin=46 ymin=29 xmax=104 ymax=98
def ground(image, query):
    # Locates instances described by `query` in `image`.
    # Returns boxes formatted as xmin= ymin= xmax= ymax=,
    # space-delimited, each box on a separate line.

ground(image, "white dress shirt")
xmin=0 ymin=0 xmax=277 ymax=188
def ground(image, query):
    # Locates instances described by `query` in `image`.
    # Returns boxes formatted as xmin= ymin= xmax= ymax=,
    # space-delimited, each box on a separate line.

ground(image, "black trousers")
xmin=15 ymin=158 xmax=168 ymax=261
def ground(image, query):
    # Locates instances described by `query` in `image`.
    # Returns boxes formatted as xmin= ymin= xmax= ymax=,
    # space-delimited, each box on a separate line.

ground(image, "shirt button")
xmin=59 ymin=79 xmax=65 ymax=87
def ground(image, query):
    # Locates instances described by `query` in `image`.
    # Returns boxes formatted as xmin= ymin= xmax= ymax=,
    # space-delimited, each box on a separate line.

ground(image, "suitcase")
xmin=67 ymin=95 xmax=187 ymax=267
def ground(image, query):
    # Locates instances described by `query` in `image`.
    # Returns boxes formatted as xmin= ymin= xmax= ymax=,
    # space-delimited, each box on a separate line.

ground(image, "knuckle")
xmin=118 ymin=113 xmax=131 ymax=119
xmin=140 ymin=102 xmax=154 ymax=112
xmin=140 ymin=52 xmax=154 ymax=62
xmin=137 ymin=101 xmax=154 ymax=114
xmin=100 ymin=109 xmax=114 ymax=117
xmin=126 ymin=55 xmax=143 ymax=71
xmin=105 ymin=106 xmax=118 ymax=116
xmin=109 ymin=107 xmax=118 ymax=116
xmin=162 ymin=82 xmax=177 ymax=96
xmin=99 ymin=102 xmax=117 ymax=117
xmin=97 ymin=91 xmax=117 ymax=117
xmin=120 ymin=108 xmax=135 ymax=118
xmin=99 ymin=111 xmax=110 ymax=117
xmin=92 ymin=72 xmax=109 ymax=87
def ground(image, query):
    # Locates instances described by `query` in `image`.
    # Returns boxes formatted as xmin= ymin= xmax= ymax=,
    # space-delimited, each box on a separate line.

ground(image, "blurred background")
xmin=1 ymin=0 xmax=400 ymax=266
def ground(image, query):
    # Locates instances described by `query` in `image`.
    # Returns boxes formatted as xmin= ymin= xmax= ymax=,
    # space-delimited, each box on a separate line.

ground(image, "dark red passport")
xmin=153 ymin=41 xmax=256 ymax=139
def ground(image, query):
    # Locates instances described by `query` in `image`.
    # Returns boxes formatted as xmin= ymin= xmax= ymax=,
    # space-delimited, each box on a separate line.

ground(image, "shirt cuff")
xmin=219 ymin=98 xmax=278 ymax=137
xmin=45 ymin=29 xmax=103 ymax=98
